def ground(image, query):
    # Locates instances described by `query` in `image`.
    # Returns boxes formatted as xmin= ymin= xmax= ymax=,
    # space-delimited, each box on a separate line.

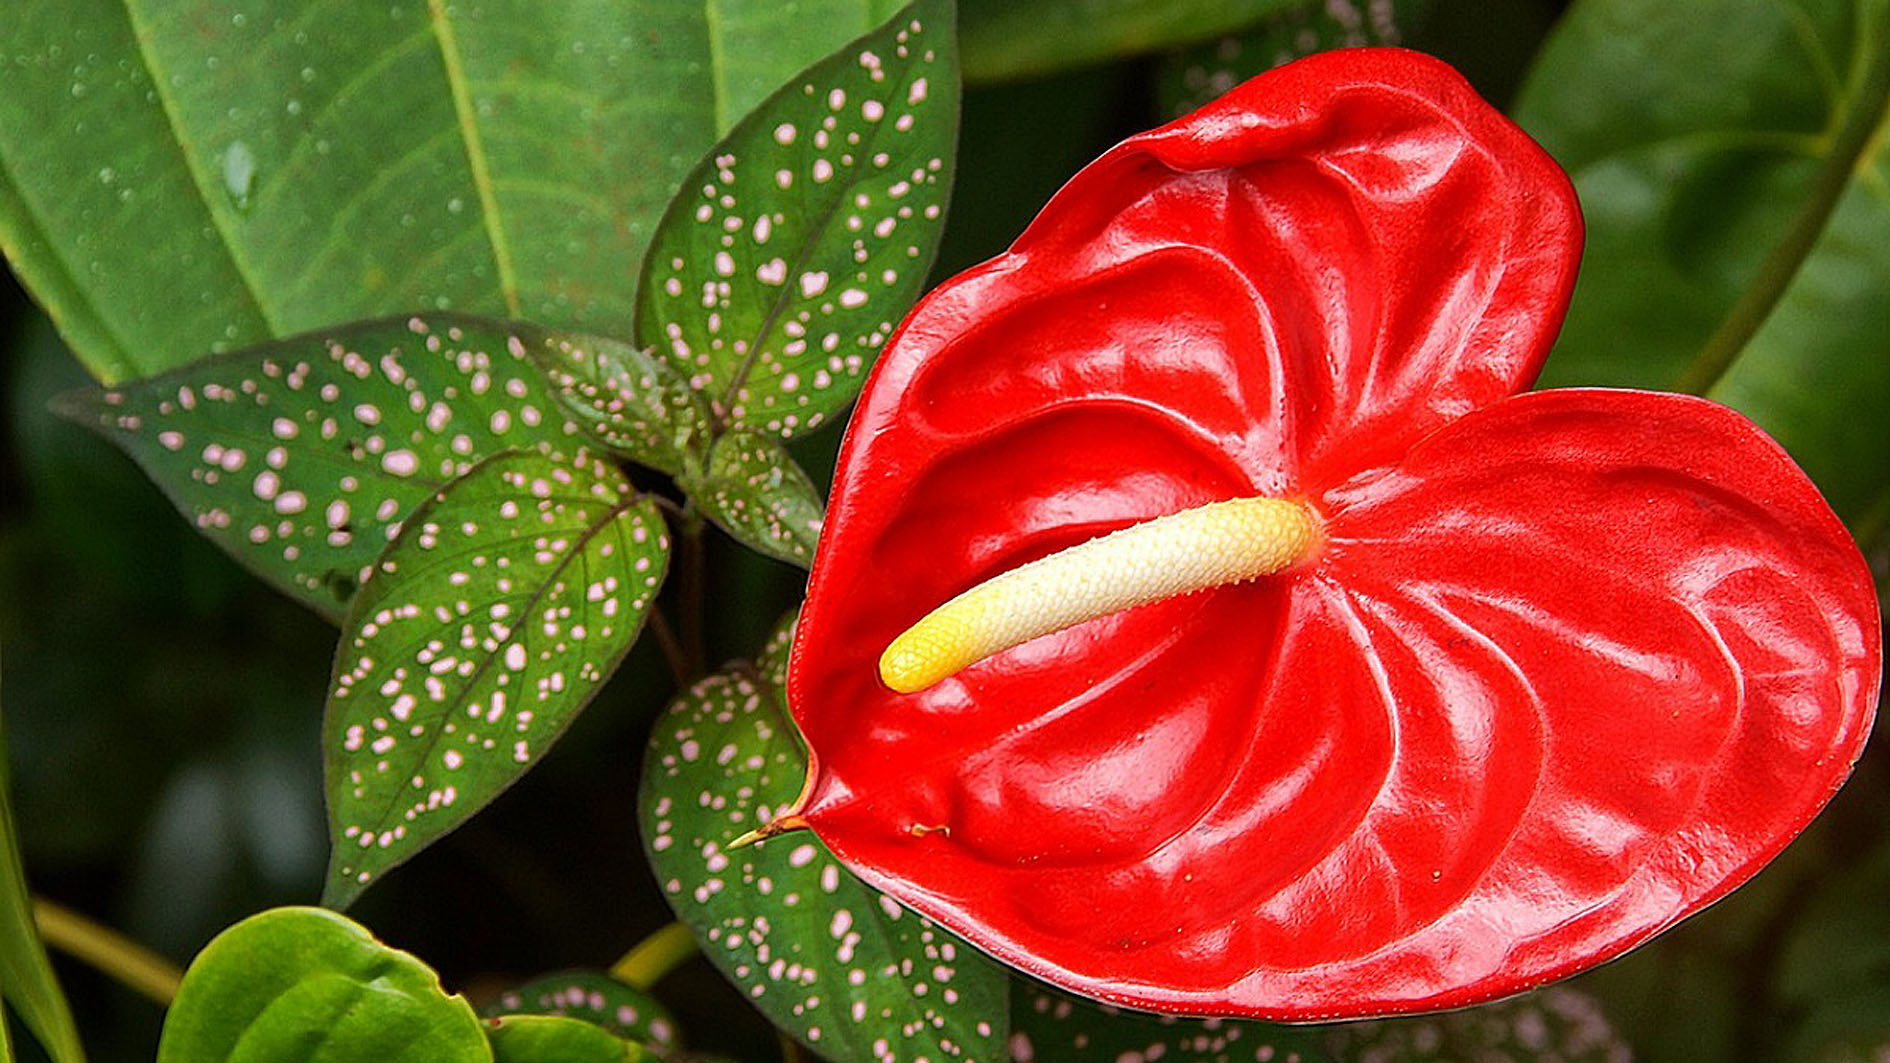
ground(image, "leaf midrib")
xmin=425 ymin=0 xmax=522 ymax=319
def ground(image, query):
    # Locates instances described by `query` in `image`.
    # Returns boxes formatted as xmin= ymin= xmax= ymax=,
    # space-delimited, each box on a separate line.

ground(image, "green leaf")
xmin=958 ymin=0 xmax=1302 ymax=82
xmin=640 ymin=616 xmax=1011 ymax=1063
xmin=523 ymin=330 xmax=712 ymax=478
xmin=682 ymin=429 xmax=825 ymax=567
xmin=1011 ymin=983 xmax=1330 ymax=1063
xmin=323 ymin=450 xmax=668 ymax=906
xmin=0 ymin=699 xmax=85 ymax=1063
xmin=155 ymin=906 xmax=487 ymax=1063
xmin=1154 ymin=0 xmax=1422 ymax=118
xmin=487 ymin=1014 xmax=646 ymax=1063
xmin=0 ymin=0 xmax=919 ymax=383
xmin=57 ymin=314 xmax=591 ymax=618
xmin=1323 ymin=987 xmax=1630 ymax=1062
xmin=636 ymin=0 xmax=959 ymax=442
xmin=480 ymin=971 xmax=680 ymax=1053
xmin=1514 ymin=0 xmax=1890 ymax=520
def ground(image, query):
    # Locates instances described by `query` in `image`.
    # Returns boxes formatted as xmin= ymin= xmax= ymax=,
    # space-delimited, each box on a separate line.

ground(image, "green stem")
xmin=609 ymin=921 xmax=698 ymax=990
xmin=33 ymin=897 xmax=182 ymax=1007
xmin=1673 ymin=5 xmax=1890 ymax=395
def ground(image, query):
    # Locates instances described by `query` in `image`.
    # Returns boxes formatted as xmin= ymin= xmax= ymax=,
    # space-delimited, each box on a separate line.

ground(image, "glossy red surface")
xmin=785 ymin=48 xmax=1882 ymax=1018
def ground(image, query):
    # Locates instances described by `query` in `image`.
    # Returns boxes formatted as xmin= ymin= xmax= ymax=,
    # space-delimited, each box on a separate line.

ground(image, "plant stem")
xmin=646 ymin=610 xmax=692 ymax=688
xmin=1673 ymin=7 xmax=1890 ymax=395
xmin=33 ymin=897 xmax=182 ymax=1007
xmin=678 ymin=509 xmax=708 ymax=679
xmin=609 ymin=921 xmax=698 ymax=990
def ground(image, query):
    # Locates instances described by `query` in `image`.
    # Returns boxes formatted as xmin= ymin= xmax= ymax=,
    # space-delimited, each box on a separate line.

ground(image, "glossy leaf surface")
xmin=58 ymin=315 xmax=590 ymax=617
xmin=640 ymin=618 xmax=1011 ymax=1063
xmin=0 ymin=704 xmax=84 ymax=1063
xmin=523 ymin=329 xmax=711 ymax=478
xmin=0 ymin=0 xmax=910 ymax=383
xmin=155 ymin=906 xmax=487 ymax=1063
xmin=324 ymin=450 xmax=667 ymax=905
xmin=787 ymin=48 xmax=1882 ymax=1018
xmin=482 ymin=971 xmax=679 ymax=1052
xmin=636 ymin=0 xmax=958 ymax=441
xmin=1515 ymin=0 xmax=1890 ymax=521
xmin=683 ymin=429 xmax=826 ymax=568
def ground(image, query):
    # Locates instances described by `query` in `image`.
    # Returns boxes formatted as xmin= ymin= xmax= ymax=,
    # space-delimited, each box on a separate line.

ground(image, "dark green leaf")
xmin=0 ymin=0 xmax=921 ymax=382
xmin=683 ymin=430 xmax=825 ymax=567
xmin=487 ymin=1014 xmax=646 ymax=1063
xmin=155 ymin=906 xmax=487 ymax=1063
xmin=640 ymin=616 xmax=1011 ymax=1063
xmin=324 ymin=450 xmax=668 ymax=906
xmin=637 ymin=0 xmax=959 ymax=441
xmin=1515 ymin=0 xmax=1890 ymax=520
xmin=1323 ymin=987 xmax=1630 ymax=1062
xmin=523 ymin=329 xmax=712 ymax=478
xmin=58 ymin=314 xmax=591 ymax=618
xmin=1012 ymin=982 xmax=1330 ymax=1063
xmin=0 ymin=701 xmax=85 ymax=1063
xmin=481 ymin=971 xmax=680 ymax=1053
xmin=1154 ymin=1 xmax=1422 ymax=118
xmin=958 ymin=0 xmax=1302 ymax=82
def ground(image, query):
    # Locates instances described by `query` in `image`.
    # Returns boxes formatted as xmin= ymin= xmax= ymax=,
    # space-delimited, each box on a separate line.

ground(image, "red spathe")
xmin=785 ymin=47 xmax=1881 ymax=1019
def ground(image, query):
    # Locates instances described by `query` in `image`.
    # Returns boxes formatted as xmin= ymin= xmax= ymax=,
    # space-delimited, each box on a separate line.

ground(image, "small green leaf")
xmin=481 ymin=971 xmax=680 ymax=1052
xmin=1323 ymin=987 xmax=1630 ymax=1063
xmin=640 ymin=616 xmax=1010 ymax=1063
xmin=682 ymin=430 xmax=825 ymax=567
xmin=0 ymin=701 xmax=84 ymax=1063
xmin=487 ymin=1014 xmax=646 ymax=1063
xmin=1011 ymin=983 xmax=1330 ymax=1063
xmin=324 ymin=450 xmax=668 ymax=906
xmin=637 ymin=0 xmax=959 ymax=441
xmin=155 ymin=906 xmax=487 ymax=1063
xmin=58 ymin=314 xmax=589 ymax=617
xmin=958 ymin=0 xmax=1303 ymax=82
xmin=522 ymin=329 xmax=712 ymax=477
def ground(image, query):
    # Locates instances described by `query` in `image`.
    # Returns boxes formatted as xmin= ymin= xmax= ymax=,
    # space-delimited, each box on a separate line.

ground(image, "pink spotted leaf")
xmin=324 ymin=449 xmax=668 ymax=907
xmin=57 ymin=315 xmax=594 ymax=618
xmin=680 ymin=429 xmax=826 ymax=568
xmin=635 ymin=0 xmax=959 ymax=442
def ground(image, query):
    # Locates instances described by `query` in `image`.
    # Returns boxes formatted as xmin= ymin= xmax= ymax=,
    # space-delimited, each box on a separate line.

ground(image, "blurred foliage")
xmin=1 ymin=0 xmax=1886 ymax=1060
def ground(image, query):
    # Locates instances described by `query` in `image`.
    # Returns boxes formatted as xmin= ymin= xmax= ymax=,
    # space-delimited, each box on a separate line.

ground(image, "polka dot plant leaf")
xmin=681 ymin=429 xmax=826 ymax=568
xmin=636 ymin=0 xmax=959 ymax=442
xmin=521 ymin=327 xmax=713 ymax=479
xmin=1009 ymin=985 xmax=1329 ymax=1063
xmin=480 ymin=971 xmax=680 ymax=1054
xmin=324 ymin=449 xmax=668 ymax=907
xmin=55 ymin=314 xmax=593 ymax=619
xmin=640 ymin=615 xmax=1011 ymax=1063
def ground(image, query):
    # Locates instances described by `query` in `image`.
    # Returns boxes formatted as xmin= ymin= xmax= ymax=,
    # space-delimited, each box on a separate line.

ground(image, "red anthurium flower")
xmin=769 ymin=48 xmax=1882 ymax=1019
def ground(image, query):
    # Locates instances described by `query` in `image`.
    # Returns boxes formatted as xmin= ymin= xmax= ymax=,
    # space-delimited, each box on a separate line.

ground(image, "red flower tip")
xmin=780 ymin=47 xmax=1881 ymax=1019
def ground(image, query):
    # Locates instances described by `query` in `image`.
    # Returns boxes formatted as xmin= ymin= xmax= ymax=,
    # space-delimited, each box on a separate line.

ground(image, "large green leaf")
xmin=0 ymin=0 xmax=910 ymax=384
xmin=682 ymin=429 xmax=826 ymax=568
xmin=0 ymin=697 xmax=85 ymax=1063
xmin=641 ymin=617 xmax=1012 ymax=1063
xmin=1515 ymin=0 xmax=1890 ymax=520
xmin=958 ymin=0 xmax=1302 ymax=82
xmin=636 ymin=0 xmax=958 ymax=442
xmin=155 ymin=906 xmax=488 ymax=1063
xmin=324 ymin=449 xmax=668 ymax=906
xmin=57 ymin=314 xmax=593 ymax=618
